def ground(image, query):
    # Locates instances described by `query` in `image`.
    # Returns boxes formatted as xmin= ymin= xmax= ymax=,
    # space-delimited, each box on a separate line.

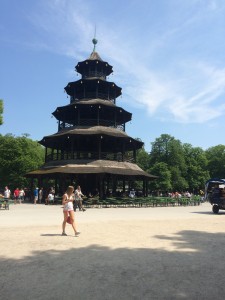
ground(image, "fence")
xmin=83 ymin=196 xmax=202 ymax=209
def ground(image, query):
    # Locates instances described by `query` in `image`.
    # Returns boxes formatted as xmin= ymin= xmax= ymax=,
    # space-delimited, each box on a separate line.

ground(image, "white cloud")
xmin=25 ymin=0 xmax=225 ymax=125
xmin=114 ymin=57 xmax=225 ymax=124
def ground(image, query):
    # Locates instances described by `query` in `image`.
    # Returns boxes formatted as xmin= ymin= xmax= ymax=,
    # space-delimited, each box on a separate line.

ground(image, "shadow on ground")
xmin=1 ymin=230 xmax=225 ymax=300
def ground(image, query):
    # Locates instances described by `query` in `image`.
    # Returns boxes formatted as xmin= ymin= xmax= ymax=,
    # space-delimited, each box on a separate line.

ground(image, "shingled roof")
xmin=40 ymin=126 xmax=141 ymax=144
xmin=26 ymin=159 xmax=157 ymax=179
xmin=89 ymin=51 xmax=102 ymax=61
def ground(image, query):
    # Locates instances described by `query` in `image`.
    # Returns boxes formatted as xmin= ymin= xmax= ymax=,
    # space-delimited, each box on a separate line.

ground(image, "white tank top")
xmin=63 ymin=193 xmax=73 ymax=211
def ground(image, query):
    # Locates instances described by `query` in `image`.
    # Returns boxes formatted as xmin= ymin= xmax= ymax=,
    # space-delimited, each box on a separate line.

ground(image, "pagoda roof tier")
xmin=72 ymin=98 xmax=115 ymax=106
xmin=89 ymin=51 xmax=103 ymax=61
xmin=26 ymin=160 xmax=157 ymax=179
xmin=39 ymin=126 xmax=143 ymax=151
xmin=64 ymin=79 xmax=122 ymax=99
xmin=75 ymin=51 xmax=113 ymax=76
xmin=52 ymin=99 xmax=131 ymax=123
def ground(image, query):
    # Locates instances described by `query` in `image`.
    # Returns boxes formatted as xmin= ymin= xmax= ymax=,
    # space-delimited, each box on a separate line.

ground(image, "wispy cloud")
xmin=126 ymin=61 xmax=225 ymax=124
xmin=25 ymin=0 xmax=225 ymax=124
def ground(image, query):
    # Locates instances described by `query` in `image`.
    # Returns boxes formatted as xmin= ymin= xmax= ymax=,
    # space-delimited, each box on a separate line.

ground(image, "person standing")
xmin=18 ymin=188 xmax=25 ymax=204
xmin=13 ymin=188 xmax=20 ymax=204
xmin=75 ymin=185 xmax=86 ymax=212
xmin=39 ymin=187 xmax=43 ymax=204
xmin=34 ymin=187 xmax=38 ymax=205
xmin=62 ymin=186 xmax=80 ymax=237
xmin=4 ymin=186 xmax=11 ymax=200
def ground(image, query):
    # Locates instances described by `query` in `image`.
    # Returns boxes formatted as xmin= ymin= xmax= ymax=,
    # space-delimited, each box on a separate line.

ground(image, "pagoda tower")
xmin=27 ymin=39 xmax=156 ymax=198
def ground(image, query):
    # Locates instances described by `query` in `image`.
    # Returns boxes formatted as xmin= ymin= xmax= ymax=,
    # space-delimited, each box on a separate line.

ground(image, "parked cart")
xmin=205 ymin=178 xmax=225 ymax=213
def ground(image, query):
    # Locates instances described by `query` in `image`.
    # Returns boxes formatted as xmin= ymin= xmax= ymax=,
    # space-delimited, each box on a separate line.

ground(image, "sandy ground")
xmin=1 ymin=202 xmax=225 ymax=300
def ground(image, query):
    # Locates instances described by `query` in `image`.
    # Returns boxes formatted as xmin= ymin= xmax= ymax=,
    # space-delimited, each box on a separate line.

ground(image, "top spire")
xmin=92 ymin=38 xmax=98 ymax=52
xmin=92 ymin=25 xmax=98 ymax=52
xmin=88 ymin=26 xmax=102 ymax=61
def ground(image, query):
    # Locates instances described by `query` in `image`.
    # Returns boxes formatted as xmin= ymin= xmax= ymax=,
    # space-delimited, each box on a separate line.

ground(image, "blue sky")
xmin=1 ymin=0 xmax=225 ymax=152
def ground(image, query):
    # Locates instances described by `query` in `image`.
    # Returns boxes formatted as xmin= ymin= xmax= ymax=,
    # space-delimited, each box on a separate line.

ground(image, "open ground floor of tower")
xmin=1 ymin=202 xmax=225 ymax=300
xmin=28 ymin=173 xmax=153 ymax=200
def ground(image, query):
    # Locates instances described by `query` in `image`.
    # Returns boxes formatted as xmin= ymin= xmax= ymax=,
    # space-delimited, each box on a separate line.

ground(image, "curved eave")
xmin=53 ymin=98 xmax=116 ymax=114
xmin=52 ymin=101 xmax=132 ymax=123
xmin=75 ymin=59 xmax=113 ymax=76
xmin=39 ymin=126 xmax=143 ymax=149
xmin=25 ymin=160 xmax=157 ymax=179
xmin=40 ymin=126 xmax=140 ymax=141
xmin=64 ymin=79 xmax=121 ymax=98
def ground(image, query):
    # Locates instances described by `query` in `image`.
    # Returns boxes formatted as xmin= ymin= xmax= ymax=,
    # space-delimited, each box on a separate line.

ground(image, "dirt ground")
xmin=1 ymin=202 xmax=225 ymax=300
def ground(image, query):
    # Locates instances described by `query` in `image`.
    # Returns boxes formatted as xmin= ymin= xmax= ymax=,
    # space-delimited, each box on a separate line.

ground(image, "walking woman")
xmin=62 ymin=186 xmax=80 ymax=237
xmin=75 ymin=185 xmax=86 ymax=211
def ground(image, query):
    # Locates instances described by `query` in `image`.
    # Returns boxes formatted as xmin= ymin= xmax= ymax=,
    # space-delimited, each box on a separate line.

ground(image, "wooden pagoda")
xmin=26 ymin=39 xmax=157 ymax=198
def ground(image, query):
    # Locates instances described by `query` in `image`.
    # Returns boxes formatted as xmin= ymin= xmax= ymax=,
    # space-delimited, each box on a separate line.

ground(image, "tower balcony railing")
xmin=81 ymin=71 xmax=106 ymax=80
xmin=45 ymin=151 xmax=134 ymax=163
xmin=59 ymin=120 xmax=125 ymax=131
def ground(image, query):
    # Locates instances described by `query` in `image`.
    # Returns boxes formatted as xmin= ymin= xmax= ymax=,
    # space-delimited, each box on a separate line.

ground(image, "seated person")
xmin=129 ymin=190 xmax=136 ymax=198
xmin=93 ymin=189 xmax=99 ymax=198
xmin=88 ymin=192 xmax=93 ymax=198
xmin=45 ymin=192 xmax=54 ymax=205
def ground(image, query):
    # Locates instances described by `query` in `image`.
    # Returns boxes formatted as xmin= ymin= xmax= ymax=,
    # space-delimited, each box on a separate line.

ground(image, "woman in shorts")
xmin=18 ymin=188 xmax=25 ymax=204
xmin=62 ymin=186 xmax=80 ymax=237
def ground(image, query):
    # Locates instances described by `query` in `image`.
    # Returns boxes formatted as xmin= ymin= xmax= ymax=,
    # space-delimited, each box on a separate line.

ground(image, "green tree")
xmin=170 ymin=165 xmax=188 ymax=191
xmin=205 ymin=145 xmax=225 ymax=178
xmin=183 ymin=143 xmax=209 ymax=192
xmin=136 ymin=147 xmax=150 ymax=171
xmin=150 ymin=134 xmax=186 ymax=169
xmin=149 ymin=134 xmax=187 ymax=191
xmin=0 ymin=134 xmax=45 ymax=189
xmin=0 ymin=99 xmax=3 ymax=125
xmin=148 ymin=162 xmax=172 ymax=192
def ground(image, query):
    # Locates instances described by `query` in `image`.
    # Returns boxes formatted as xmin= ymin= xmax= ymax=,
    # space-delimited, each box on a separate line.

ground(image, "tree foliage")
xmin=150 ymin=134 xmax=187 ymax=173
xmin=183 ymin=143 xmax=209 ymax=190
xmin=0 ymin=130 xmax=224 ymax=195
xmin=149 ymin=134 xmax=188 ymax=191
xmin=0 ymin=134 xmax=45 ymax=189
xmin=148 ymin=162 xmax=172 ymax=192
xmin=136 ymin=134 xmax=219 ymax=193
xmin=205 ymin=145 xmax=225 ymax=178
xmin=136 ymin=147 xmax=150 ymax=171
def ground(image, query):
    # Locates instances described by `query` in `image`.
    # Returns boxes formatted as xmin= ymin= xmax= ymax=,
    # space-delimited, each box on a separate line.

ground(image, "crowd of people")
xmin=0 ymin=184 xmax=210 ymax=238
xmin=0 ymin=186 xmax=26 ymax=204
xmin=1 ymin=185 xmax=205 ymax=204
xmin=0 ymin=185 xmax=87 ymax=208
xmin=0 ymin=184 xmax=86 ymax=237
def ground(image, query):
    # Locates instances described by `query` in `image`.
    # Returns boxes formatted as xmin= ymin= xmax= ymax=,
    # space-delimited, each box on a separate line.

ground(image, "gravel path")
xmin=0 ymin=202 xmax=225 ymax=300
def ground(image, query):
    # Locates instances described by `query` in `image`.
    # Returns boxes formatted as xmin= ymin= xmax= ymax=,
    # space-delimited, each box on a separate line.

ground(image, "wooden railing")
xmin=48 ymin=196 xmax=202 ymax=208
xmin=59 ymin=120 xmax=124 ymax=131
xmin=45 ymin=151 xmax=134 ymax=163
xmin=83 ymin=196 xmax=202 ymax=208
xmin=70 ymin=92 xmax=116 ymax=102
